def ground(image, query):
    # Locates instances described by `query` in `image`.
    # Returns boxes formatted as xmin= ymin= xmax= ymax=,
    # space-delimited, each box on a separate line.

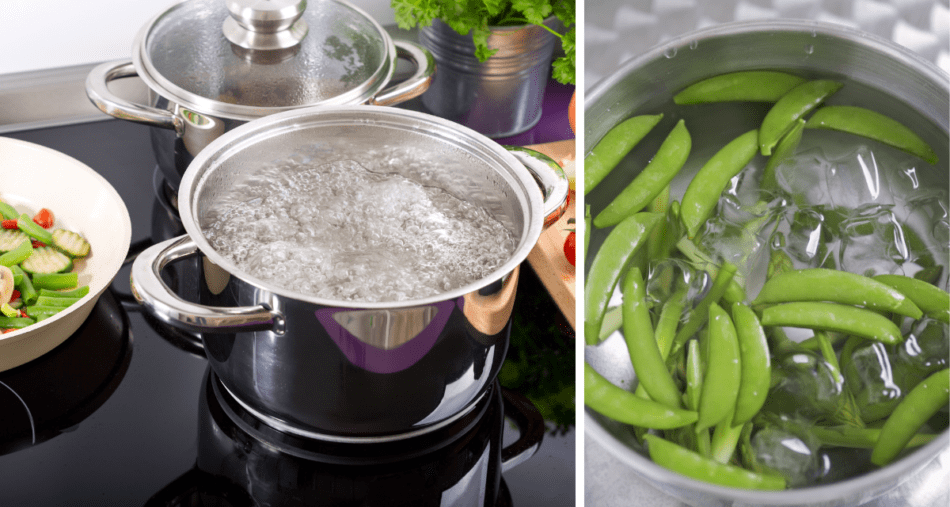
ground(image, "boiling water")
xmin=202 ymin=159 xmax=517 ymax=302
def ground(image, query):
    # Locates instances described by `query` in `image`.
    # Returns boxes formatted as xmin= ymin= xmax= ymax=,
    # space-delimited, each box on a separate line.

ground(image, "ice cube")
xmin=751 ymin=427 xmax=824 ymax=487
xmin=838 ymin=204 xmax=909 ymax=276
xmin=764 ymin=351 xmax=845 ymax=423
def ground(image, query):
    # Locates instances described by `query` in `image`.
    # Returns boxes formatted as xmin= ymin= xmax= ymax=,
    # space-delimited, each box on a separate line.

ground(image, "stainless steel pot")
xmin=85 ymin=0 xmax=435 ymax=191
xmin=131 ymin=105 xmax=568 ymax=441
xmin=585 ymin=20 xmax=949 ymax=507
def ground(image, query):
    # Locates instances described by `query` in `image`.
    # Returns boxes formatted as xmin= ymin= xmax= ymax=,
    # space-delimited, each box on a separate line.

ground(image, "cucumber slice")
xmin=0 ymin=230 xmax=29 ymax=253
xmin=51 ymin=229 xmax=91 ymax=258
xmin=20 ymin=247 xmax=73 ymax=275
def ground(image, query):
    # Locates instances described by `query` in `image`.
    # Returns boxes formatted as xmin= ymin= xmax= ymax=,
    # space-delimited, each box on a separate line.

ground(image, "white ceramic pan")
xmin=0 ymin=137 xmax=131 ymax=372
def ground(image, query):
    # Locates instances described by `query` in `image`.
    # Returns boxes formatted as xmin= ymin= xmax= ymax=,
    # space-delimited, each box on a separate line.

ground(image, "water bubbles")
xmin=663 ymin=47 xmax=678 ymax=59
xmin=688 ymin=40 xmax=698 ymax=50
xmin=804 ymin=44 xmax=815 ymax=55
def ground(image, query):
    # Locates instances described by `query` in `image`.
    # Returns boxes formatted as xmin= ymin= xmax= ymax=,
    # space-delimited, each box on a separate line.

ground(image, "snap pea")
xmin=754 ymin=268 xmax=923 ymax=320
xmin=16 ymin=213 xmax=53 ymax=245
xmin=585 ymin=363 xmax=699 ymax=429
xmin=871 ymin=368 xmax=949 ymax=466
xmin=594 ymin=120 xmax=691 ymax=228
xmin=0 ymin=202 xmax=18 ymax=221
xmin=585 ymin=212 xmax=662 ymax=343
xmin=760 ymin=302 xmax=904 ymax=345
xmin=655 ymin=289 xmax=686 ymax=361
xmin=0 ymin=316 xmax=35 ymax=329
xmin=685 ymin=339 xmax=703 ymax=412
xmin=761 ymin=118 xmax=805 ymax=191
xmin=759 ymin=80 xmax=843 ymax=156
xmin=644 ymin=434 xmax=787 ymax=490
xmin=711 ymin=413 xmax=744 ymax=464
xmin=806 ymin=105 xmax=939 ymax=165
xmin=0 ymin=240 xmax=33 ymax=267
xmin=873 ymin=274 xmax=950 ymax=324
xmin=696 ymin=303 xmax=741 ymax=432
xmin=680 ymin=130 xmax=759 ymax=238
xmin=673 ymin=71 xmax=807 ymax=105
xmin=731 ymin=303 xmax=771 ymax=426
xmin=671 ymin=261 xmax=739 ymax=355
xmin=586 ymin=114 xmax=664 ymax=194
xmin=623 ymin=267 xmax=683 ymax=409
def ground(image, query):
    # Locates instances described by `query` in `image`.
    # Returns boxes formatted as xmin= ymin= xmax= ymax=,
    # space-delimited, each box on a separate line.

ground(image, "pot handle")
xmin=130 ymin=235 xmax=284 ymax=334
xmin=505 ymin=146 xmax=570 ymax=228
xmin=368 ymin=40 xmax=436 ymax=107
xmin=85 ymin=59 xmax=183 ymax=134
xmin=500 ymin=387 xmax=545 ymax=473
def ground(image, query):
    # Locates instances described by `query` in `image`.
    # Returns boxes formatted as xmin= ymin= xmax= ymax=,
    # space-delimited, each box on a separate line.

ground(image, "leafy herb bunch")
xmin=392 ymin=0 xmax=576 ymax=85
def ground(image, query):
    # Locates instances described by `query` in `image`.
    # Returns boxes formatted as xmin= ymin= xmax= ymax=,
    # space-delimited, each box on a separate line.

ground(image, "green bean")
xmin=671 ymin=261 xmax=739 ymax=355
xmin=871 ymin=368 xmax=949 ymax=466
xmin=0 ymin=202 xmax=18 ymax=221
xmin=0 ymin=240 xmax=33 ymax=267
xmin=873 ymin=274 xmax=950 ymax=324
xmin=623 ymin=267 xmax=683 ymax=409
xmin=673 ymin=71 xmax=807 ymax=105
xmin=696 ymin=303 xmax=741 ymax=432
xmin=761 ymin=118 xmax=805 ymax=191
xmin=39 ymin=286 xmax=90 ymax=299
xmin=806 ymin=106 xmax=939 ymax=164
xmin=30 ymin=272 xmax=78 ymax=291
xmin=731 ymin=303 xmax=771 ymax=425
xmin=585 ymin=212 xmax=662 ymax=343
xmin=16 ymin=213 xmax=53 ymax=245
xmin=761 ymin=302 xmax=904 ymax=345
xmin=33 ymin=295 xmax=82 ymax=308
xmin=594 ymin=120 xmax=691 ymax=228
xmin=584 ymin=363 xmax=698 ymax=429
xmin=759 ymin=80 xmax=843 ymax=156
xmin=644 ymin=434 xmax=787 ymax=490
xmin=10 ymin=265 xmax=38 ymax=305
xmin=754 ymin=268 xmax=923 ymax=320
xmin=586 ymin=114 xmax=664 ymax=194
xmin=680 ymin=130 xmax=759 ymax=238
xmin=25 ymin=305 xmax=65 ymax=319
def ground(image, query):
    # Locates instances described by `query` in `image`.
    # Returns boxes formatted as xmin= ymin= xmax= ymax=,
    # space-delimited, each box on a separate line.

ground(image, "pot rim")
xmin=131 ymin=0 xmax=397 ymax=121
xmin=177 ymin=104 xmax=545 ymax=309
xmin=585 ymin=18 xmax=950 ymax=503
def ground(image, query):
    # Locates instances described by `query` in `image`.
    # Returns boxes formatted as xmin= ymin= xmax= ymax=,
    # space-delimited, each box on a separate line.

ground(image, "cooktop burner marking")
xmin=0 ymin=380 xmax=35 ymax=445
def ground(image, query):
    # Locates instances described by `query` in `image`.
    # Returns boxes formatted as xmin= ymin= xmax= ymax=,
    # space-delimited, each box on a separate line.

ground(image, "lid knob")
xmin=223 ymin=0 xmax=309 ymax=51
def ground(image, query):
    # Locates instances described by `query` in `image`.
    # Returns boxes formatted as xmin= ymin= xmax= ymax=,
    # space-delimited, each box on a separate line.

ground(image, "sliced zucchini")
xmin=20 ymin=247 xmax=73 ymax=275
xmin=52 ymin=229 xmax=91 ymax=258
xmin=0 ymin=230 xmax=29 ymax=253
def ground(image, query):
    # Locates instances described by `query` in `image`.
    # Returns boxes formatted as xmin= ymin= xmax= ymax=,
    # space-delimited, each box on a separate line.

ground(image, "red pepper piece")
xmin=31 ymin=240 xmax=46 ymax=248
xmin=1 ymin=219 xmax=18 ymax=229
xmin=10 ymin=290 xmax=20 ymax=302
xmin=33 ymin=208 xmax=55 ymax=229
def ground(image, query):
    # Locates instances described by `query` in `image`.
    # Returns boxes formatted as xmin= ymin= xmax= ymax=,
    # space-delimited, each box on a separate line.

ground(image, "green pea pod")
xmin=754 ymin=268 xmax=923 ymax=320
xmin=685 ymin=339 xmax=703 ymax=412
xmin=586 ymin=114 xmax=664 ymax=194
xmin=585 ymin=212 xmax=662 ymax=343
xmin=673 ymin=71 xmax=807 ymax=105
xmin=711 ymin=412 xmax=744 ymax=464
xmin=623 ymin=267 xmax=683 ymax=410
xmin=584 ymin=364 xmax=698 ymax=429
xmin=760 ymin=302 xmax=904 ymax=345
xmin=806 ymin=105 xmax=939 ymax=165
xmin=696 ymin=303 xmax=741 ymax=432
xmin=655 ymin=290 xmax=686 ymax=361
xmin=759 ymin=80 xmax=843 ymax=156
xmin=731 ymin=303 xmax=771 ymax=426
xmin=644 ymin=434 xmax=787 ymax=490
xmin=681 ymin=130 xmax=758 ymax=238
xmin=761 ymin=118 xmax=806 ymax=191
xmin=594 ymin=120 xmax=691 ymax=228
xmin=871 ymin=368 xmax=949 ymax=466
xmin=873 ymin=274 xmax=950 ymax=324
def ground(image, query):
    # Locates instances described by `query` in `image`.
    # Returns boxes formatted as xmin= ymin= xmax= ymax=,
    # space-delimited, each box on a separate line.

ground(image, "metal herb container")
xmin=85 ymin=0 xmax=435 ymax=191
xmin=585 ymin=20 xmax=949 ymax=507
xmin=131 ymin=105 xmax=568 ymax=441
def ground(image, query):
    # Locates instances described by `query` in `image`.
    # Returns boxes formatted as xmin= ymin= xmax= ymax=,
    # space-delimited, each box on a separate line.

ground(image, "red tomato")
xmin=563 ymin=231 xmax=576 ymax=267
xmin=33 ymin=208 xmax=54 ymax=229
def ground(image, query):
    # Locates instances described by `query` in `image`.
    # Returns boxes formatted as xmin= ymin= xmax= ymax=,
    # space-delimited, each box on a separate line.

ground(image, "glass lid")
xmin=136 ymin=0 xmax=392 ymax=116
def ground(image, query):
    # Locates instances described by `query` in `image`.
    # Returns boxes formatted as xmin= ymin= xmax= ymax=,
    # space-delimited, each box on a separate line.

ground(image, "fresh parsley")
xmin=392 ymin=0 xmax=576 ymax=85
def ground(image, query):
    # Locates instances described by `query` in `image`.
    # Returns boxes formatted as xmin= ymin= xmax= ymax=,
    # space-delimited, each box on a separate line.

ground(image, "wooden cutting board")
xmin=524 ymin=139 xmax=576 ymax=329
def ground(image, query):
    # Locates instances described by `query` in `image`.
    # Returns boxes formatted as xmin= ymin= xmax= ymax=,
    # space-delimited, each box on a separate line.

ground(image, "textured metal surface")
xmin=585 ymin=0 xmax=950 ymax=90
xmin=584 ymin=1 xmax=949 ymax=506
